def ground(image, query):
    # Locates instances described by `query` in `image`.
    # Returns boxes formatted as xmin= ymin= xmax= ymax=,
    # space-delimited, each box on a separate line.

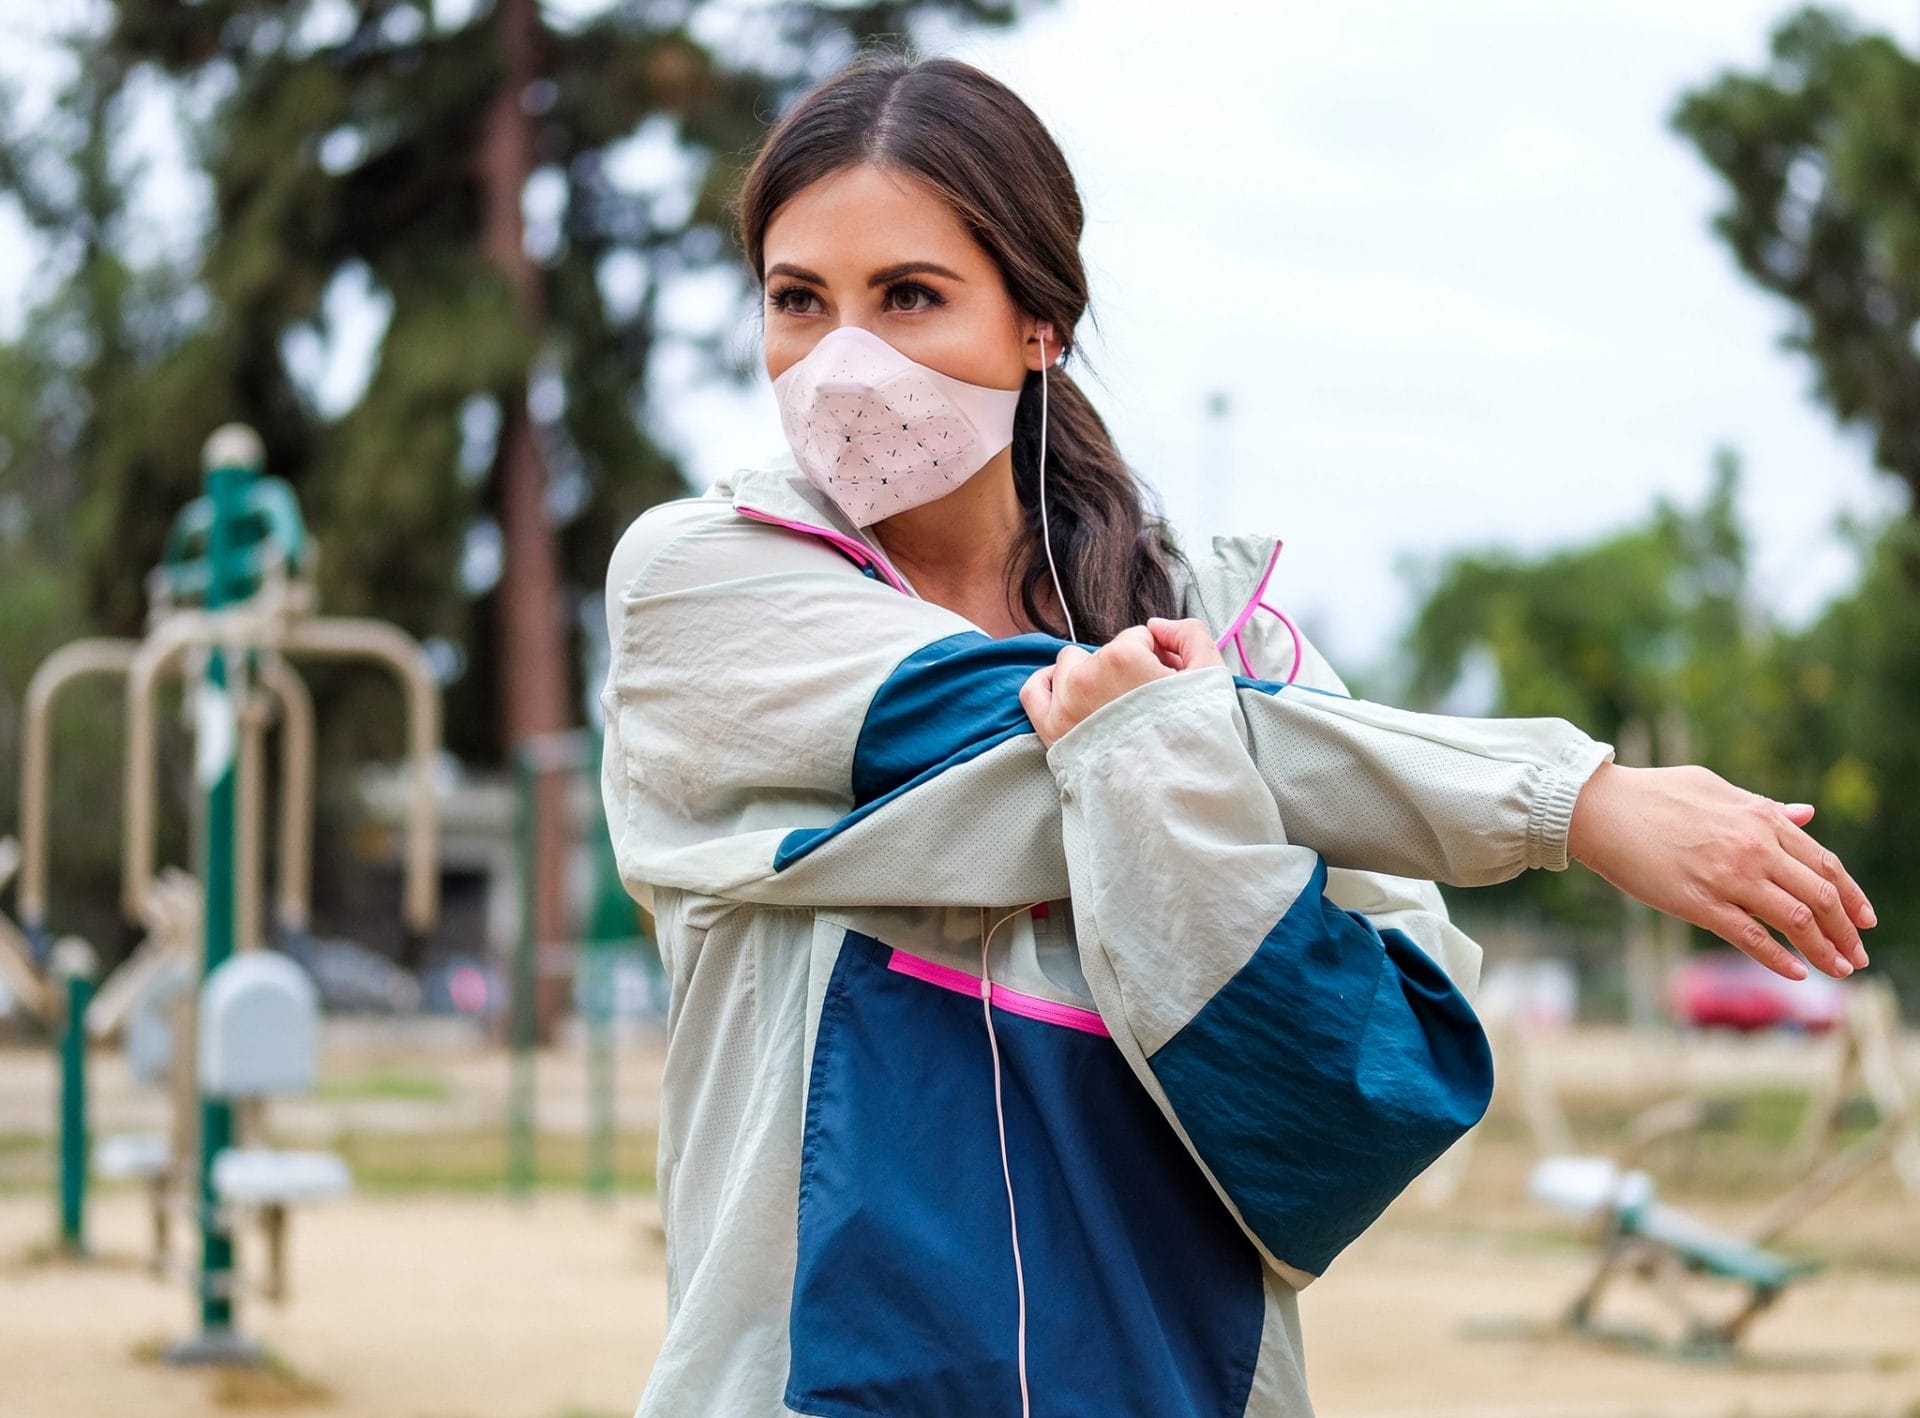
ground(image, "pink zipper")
xmin=886 ymin=946 xmax=1110 ymax=1038
xmin=736 ymin=504 xmax=914 ymax=595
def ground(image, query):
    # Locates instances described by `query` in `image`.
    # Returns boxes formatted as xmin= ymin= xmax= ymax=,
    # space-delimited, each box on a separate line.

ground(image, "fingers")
xmin=1019 ymin=664 xmax=1054 ymax=712
xmin=1737 ymin=879 xmax=1854 ymax=978
xmin=1770 ymin=852 xmax=1868 ymax=970
xmin=1699 ymin=903 xmax=1809 ymax=981
xmin=1103 ymin=625 xmax=1161 ymax=669
xmin=1771 ymin=807 xmax=1876 ymax=933
xmin=1094 ymin=627 xmax=1174 ymax=687
xmin=1019 ymin=665 xmax=1059 ymax=746
xmin=1145 ymin=616 xmax=1226 ymax=672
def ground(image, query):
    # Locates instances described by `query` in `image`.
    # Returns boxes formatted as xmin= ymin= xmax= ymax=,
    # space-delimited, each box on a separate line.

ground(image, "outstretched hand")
xmin=1568 ymin=762 xmax=1874 ymax=981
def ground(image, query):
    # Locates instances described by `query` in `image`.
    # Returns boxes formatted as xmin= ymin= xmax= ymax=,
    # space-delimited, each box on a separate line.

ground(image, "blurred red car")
xmin=1667 ymin=951 xmax=1847 ymax=1033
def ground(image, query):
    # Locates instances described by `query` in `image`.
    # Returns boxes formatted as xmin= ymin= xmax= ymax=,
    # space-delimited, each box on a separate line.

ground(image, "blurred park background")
xmin=0 ymin=1 xmax=1917 ymax=1416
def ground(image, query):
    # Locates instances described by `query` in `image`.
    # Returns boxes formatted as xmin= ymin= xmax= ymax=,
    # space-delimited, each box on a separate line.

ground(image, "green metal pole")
xmin=53 ymin=939 xmax=97 ymax=1254
xmin=509 ymin=751 xmax=538 ymax=1201
xmin=193 ymin=437 xmax=255 ymax=1344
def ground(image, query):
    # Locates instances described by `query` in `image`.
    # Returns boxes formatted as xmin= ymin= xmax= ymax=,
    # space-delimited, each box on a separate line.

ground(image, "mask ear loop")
xmin=1037 ymin=326 xmax=1077 ymax=644
xmin=980 ymin=900 xmax=1041 ymax=1418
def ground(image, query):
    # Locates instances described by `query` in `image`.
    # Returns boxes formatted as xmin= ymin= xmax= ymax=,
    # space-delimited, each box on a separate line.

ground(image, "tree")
xmin=1757 ymin=515 xmax=1920 ymax=956
xmin=2 ymin=2 xmax=1038 ymax=970
xmin=95 ymin=0 xmax=1030 ymax=760
xmin=0 ymin=31 xmax=195 ymax=958
xmin=1672 ymin=6 xmax=1920 ymax=532
xmin=1670 ymin=4 xmax=1920 ymax=976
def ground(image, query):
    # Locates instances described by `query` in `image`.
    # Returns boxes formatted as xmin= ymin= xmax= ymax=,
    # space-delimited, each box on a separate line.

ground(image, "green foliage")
xmin=1758 ymin=516 xmax=1920 ymax=948
xmin=1400 ymin=455 xmax=1768 ymax=930
xmin=80 ymin=0 xmax=1037 ymax=758
xmin=1404 ymin=451 xmax=1755 ymax=736
xmin=1399 ymin=462 xmax=1920 ymax=964
xmin=1403 ymin=5 xmax=1920 ymax=961
xmin=1673 ymin=6 xmax=1920 ymax=515
xmin=1663 ymin=4 xmax=1920 ymax=968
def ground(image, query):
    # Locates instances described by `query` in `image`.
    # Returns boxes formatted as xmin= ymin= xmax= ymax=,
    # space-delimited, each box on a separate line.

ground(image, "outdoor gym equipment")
xmin=198 ymin=949 xmax=352 ymax=1305
xmin=1528 ymin=984 xmax=1920 ymax=1358
xmin=1777 ymin=978 xmax=1920 ymax=1209
xmin=1530 ymin=1101 xmax=1822 ymax=1356
xmin=0 ymin=838 xmax=53 ymax=1024
xmin=8 ymin=423 xmax=442 ymax=1366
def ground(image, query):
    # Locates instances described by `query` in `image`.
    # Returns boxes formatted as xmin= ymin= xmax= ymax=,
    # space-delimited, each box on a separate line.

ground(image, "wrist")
xmin=1566 ymin=760 xmax=1623 ymax=869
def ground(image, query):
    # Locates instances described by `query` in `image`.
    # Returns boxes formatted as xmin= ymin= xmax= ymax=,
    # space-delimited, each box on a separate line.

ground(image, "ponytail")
xmin=1006 ymin=366 xmax=1186 ymax=643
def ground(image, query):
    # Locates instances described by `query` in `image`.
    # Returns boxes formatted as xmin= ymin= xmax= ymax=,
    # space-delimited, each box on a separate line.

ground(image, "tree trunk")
xmin=481 ymin=0 xmax=572 ymax=1044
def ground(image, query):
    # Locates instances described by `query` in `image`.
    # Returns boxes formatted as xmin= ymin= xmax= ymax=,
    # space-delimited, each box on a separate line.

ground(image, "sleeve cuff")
xmin=1524 ymin=739 xmax=1616 ymax=872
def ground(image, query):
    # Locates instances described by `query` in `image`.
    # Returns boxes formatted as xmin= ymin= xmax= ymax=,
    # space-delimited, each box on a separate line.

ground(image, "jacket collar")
xmin=712 ymin=449 xmax=1282 ymax=641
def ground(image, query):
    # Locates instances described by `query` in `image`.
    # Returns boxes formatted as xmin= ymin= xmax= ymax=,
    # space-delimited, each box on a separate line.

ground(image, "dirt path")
xmin=5 ymin=1190 xmax=1916 ymax=1418
xmin=1 ymin=1191 xmax=665 ymax=1418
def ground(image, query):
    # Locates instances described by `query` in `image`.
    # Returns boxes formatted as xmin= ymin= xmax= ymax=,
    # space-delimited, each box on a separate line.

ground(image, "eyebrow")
xmin=765 ymin=260 xmax=968 ymax=288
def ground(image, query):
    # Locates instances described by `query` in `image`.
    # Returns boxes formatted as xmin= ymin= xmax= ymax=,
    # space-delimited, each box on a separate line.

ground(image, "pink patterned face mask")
xmin=771 ymin=324 xmax=1024 ymax=528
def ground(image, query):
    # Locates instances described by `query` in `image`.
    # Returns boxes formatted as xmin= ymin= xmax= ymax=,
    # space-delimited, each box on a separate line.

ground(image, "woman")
xmin=599 ymin=47 xmax=1874 ymax=1418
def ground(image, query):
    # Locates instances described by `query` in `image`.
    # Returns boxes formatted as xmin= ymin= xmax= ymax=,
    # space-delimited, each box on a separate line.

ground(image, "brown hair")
xmin=731 ymin=44 xmax=1187 ymax=643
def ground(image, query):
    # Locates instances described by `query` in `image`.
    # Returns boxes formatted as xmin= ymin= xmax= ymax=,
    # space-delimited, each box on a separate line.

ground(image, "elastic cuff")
xmin=1045 ymin=667 xmax=1236 ymax=793
xmin=1525 ymin=739 xmax=1616 ymax=872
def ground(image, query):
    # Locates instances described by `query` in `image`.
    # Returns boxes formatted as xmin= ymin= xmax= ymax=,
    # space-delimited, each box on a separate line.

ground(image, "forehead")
xmin=762 ymin=162 xmax=986 ymax=275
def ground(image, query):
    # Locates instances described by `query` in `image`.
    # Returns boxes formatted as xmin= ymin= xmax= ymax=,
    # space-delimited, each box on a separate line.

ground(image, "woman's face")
xmin=761 ymin=162 xmax=1045 ymax=394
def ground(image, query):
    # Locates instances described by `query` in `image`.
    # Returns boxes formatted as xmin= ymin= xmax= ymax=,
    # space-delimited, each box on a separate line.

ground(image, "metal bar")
xmin=20 ymin=639 xmax=139 ymax=937
xmin=194 ymin=457 xmax=251 ymax=1339
xmin=509 ymin=750 xmax=538 ymax=1202
xmin=123 ymin=609 xmax=439 ymax=935
xmin=258 ymin=656 xmax=315 ymax=940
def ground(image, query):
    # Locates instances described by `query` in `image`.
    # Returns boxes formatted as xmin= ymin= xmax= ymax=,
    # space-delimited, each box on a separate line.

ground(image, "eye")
xmin=768 ymin=283 xmax=817 ymax=315
xmin=885 ymin=280 xmax=946 ymax=314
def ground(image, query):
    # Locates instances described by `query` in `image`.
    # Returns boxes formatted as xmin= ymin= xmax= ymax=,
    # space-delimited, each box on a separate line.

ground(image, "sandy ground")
xmin=3 ymin=1023 xmax=1918 ymax=1417
xmin=4 ymin=1187 xmax=1917 ymax=1418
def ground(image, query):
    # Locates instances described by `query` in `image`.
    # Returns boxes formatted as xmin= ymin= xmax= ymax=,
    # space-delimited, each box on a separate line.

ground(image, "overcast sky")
xmin=4 ymin=0 xmax=1915 ymax=676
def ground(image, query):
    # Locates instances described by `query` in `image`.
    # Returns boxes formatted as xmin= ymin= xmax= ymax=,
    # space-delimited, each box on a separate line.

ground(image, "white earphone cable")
xmin=1037 ymin=334 xmax=1076 ymax=644
xmin=980 ymin=901 xmax=1040 ymax=1418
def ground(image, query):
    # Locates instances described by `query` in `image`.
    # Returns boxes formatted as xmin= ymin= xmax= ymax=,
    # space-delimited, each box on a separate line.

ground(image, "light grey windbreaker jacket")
xmin=599 ymin=449 xmax=1615 ymax=1418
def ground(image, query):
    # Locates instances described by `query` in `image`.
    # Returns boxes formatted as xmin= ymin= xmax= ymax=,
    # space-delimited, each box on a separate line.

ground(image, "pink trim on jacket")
xmin=1213 ymin=539 xmax=1302 ymax=684
xmin=886 ymin=946 xmax=1111 ymax=1038
xmin=735 ymin=505 xmax=914 ymax=595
